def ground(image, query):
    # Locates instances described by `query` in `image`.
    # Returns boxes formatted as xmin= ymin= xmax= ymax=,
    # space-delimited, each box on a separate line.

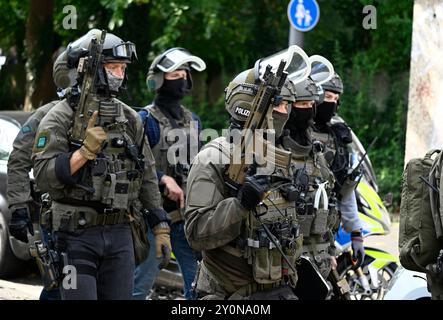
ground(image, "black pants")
xmin=57 ymin=223 xmax=135 ymax=300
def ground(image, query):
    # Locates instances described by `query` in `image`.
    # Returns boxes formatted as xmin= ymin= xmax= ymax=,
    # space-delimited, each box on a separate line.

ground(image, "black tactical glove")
xmin=237 ymin=175 xmax=271 ymax=211
xmin=8 ymin=207 xmax=34 ymax=243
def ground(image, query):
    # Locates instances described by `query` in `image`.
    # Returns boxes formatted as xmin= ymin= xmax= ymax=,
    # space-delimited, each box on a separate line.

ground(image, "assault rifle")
xmin=225 ymin=61 xmax=291 ymax=190
xmin=70 ymin=30 xmax=107 ymax=148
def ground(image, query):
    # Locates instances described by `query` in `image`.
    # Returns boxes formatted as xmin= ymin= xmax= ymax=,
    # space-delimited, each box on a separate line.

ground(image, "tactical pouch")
xmin=101 ymin=175 xmax=114 ymax=206
xmin=252 ymin=247 xmax=282 ymax=284
xmin=129 ymin=207 xmax=150 ymax=265
xmin=40 ymin=208 xmax=53 ymax=231
xmin=293 ymin=234 xmax=304 ymax=263
xmin=91 ymin=174 xmax=106 ymax=201
xmin=311 ymin=209 xmax=329 ymax=235
xmin=114 ymin=180 xmax=130 ymax=209
xmin=298 ymin=214 xmax=314 ymax=237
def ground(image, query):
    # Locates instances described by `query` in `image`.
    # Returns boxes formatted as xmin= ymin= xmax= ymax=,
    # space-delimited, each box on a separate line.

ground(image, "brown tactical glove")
xmin=152 ymin=222 xmax=172 ymax=269
xmin=79 ymin=111 xmax=107 ymax=160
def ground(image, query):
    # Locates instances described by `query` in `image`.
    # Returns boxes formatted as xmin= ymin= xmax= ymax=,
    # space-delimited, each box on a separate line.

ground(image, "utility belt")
xmin=50 ymin=200 xmax=130 ymax=232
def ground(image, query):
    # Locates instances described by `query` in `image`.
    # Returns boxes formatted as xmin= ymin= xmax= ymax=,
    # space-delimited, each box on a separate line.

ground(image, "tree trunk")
xmin=405 ymin=0 xmax=443 ymax=163
xmin=24 ymin=0 xmax=55 ymax=111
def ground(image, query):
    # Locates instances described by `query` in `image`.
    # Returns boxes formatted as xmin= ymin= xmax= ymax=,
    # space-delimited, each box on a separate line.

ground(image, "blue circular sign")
xmin=287 ymin=0 xmax=320 ymax=32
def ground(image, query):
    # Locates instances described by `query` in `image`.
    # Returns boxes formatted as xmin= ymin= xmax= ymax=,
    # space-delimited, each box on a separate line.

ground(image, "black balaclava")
xmin=314 ymin=101 xmax=337 ymax=125
xmin=287 ymin=107 xmax=314 ymax=132
xmin=155 ymin=77 xmax=187 ymax=120
xmin=285 ymin=107 xmax=314 ymax=146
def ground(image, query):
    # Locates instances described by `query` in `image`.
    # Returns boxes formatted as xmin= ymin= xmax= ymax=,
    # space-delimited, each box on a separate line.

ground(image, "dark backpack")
xmin=399 ymin=149 xmax=443 ymax=272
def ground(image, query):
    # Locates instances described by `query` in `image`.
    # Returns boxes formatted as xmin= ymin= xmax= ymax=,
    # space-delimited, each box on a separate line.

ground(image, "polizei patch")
xmin=234 ymin=106 xmax=250 ymax=117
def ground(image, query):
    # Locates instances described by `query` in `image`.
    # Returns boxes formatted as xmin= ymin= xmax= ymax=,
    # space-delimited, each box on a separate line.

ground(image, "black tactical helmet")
xmin=321 ymin=72 xmax=343 ymax=94
xmin=294 ymin=76 xmax=319 ymax=102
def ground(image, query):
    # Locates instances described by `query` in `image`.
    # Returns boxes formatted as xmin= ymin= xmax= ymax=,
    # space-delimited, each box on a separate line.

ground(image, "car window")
xmin=0 ymin=118 xmax=20 ymax=161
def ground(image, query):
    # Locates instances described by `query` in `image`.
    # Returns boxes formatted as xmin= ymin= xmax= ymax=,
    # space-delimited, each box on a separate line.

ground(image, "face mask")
xmin=106 ymin=69 xmax=124 ymax=92
xmin=271 ymin=109 xmax=290 ymax=139
xmin=314 ymin=101 xmax=336 ymax=124
xmin=158 ymin=78 xmax=187 ymax=100
xmin=286 ymin=107 xmax=314 ymax=132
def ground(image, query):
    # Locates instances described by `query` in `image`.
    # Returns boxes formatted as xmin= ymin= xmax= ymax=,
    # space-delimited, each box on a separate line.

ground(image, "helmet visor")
xmin=112 ymin=42 xmax=137 ymax=61
xmin=156 ymin=48 xmax=206 ymax=73
xmin=309 ymin=55 xmax=334 ymax=86
xmin=256 ymin=45 xmax=311 ymax=85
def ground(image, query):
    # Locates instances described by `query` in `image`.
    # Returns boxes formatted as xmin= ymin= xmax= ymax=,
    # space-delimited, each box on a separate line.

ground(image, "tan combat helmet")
xmin=225 ymin=68 xmax=296 ymax=123
xmin=146 ymin=47 xmax=206 ymax=92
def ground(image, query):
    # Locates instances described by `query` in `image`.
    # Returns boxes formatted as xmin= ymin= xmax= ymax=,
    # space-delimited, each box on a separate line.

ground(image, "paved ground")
xmin=0 ymin=220 xmax=401 ymax=300
xmin=365 ymin=221 xmax=399 ymax=258
xmin=0 ymin=273 xmax=42 ymax=300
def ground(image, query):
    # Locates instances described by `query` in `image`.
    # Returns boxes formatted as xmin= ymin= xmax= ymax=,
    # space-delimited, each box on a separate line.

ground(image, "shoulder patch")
xmin=33 ymin=130 xmax=50 ymax=152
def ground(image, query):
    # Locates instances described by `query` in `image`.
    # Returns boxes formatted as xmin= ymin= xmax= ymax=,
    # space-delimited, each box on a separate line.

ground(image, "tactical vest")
xmin=311 ymin=124 xmax=355 ymax=199
xmin=203 ymin=138 xmax=303 ymax=293
xmin=281 ymin=134 xmax=339 ymax=277
xmin=53 ymin=97 xmax=143 ymax=232
xmin=147 ymin=104 xmax=195 ymax=221
xmin=310 ymin=127 xmax=338 ymax=167
xmin=148 ymin=104 xmax=194 ymax=174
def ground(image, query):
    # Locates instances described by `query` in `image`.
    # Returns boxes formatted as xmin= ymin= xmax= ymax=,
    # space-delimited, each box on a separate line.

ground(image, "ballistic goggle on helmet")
xmin=52 ymin=29 xmax=137 ymax=89
xmin=225 ymin=68 xmax=296 ymax=123
xmin=101 ymin=33 xmax=137 ymax=63
xmin=146 ymin=47 xmax=206 ymax=91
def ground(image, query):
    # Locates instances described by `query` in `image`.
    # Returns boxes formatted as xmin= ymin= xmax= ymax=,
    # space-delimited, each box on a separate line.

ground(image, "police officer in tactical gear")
xmin=185 ymin=67 xmax=303 ymax=300
xmin=7 ymin=55 xmax=78 ymax=300
xmin=31 ymin=30 xmax=171 ymax=300
xmin=280 ymin=77 xmax=339 ymax=282
xmin=133 ymin=48 xmax=205 ymax=300
xmin=276 ymin=78 xmax=338 ymax=300
xmin=311 ymin=72 xmax=365 ymax=267
xmin=7 ymin=101 xmax=61 ymax=300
